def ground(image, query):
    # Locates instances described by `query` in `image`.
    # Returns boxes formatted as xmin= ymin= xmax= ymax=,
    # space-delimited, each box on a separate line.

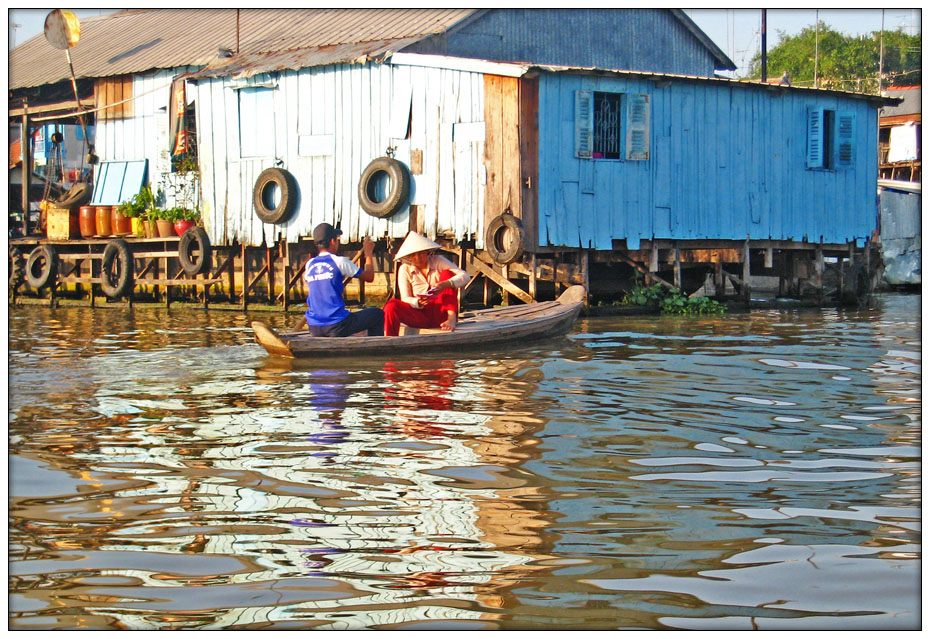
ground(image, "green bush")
xmin=621 ymin=279 xmax=726 ymax=316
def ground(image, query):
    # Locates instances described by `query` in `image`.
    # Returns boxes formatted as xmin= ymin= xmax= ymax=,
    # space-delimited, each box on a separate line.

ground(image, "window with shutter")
xmin=806 ymin=107 xmax=853 ymax=171
xmin=626 ymin=94 xmax=650 ymax=161
xmin=806 ymin=107 xmax=824 ymax=169
xmin=835 ymin=112 xmax=855 ymax=169
xmin=575 ymin=90 xmax=593 ymax=159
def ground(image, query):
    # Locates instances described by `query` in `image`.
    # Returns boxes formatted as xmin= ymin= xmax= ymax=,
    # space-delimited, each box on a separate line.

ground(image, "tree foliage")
xmin=745 ymin=22 xmax=921 ymax=93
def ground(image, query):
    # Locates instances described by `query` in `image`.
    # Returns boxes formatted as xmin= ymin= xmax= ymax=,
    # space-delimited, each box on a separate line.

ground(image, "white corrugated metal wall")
xmin=94 ymin=66 xmax=200 ymax=207
xmin=192 ymin=61 xmax=486 ymax=247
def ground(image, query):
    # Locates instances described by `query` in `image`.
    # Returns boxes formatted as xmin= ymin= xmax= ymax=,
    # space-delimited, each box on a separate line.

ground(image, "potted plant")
xmin=173 ymin=207 xmax=200 ymax=236
xmin=117 ymin=190 xmax=145 ymax=237
xmin=118 ymin=186 xmax=161 ymax=238
xmin=142 ymin=208 xmax=160 ymax=238
xmin=155 ymin=207 xmax=177 ymax=238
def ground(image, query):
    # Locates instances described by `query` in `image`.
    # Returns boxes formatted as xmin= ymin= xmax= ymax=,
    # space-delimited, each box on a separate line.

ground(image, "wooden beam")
xmin=466 ymin=253 xmax=534 ymax=304
xmin=614 ymin=250 xmax=675 ymax=289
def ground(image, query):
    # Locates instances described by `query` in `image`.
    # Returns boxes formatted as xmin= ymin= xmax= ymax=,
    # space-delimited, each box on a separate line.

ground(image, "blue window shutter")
xmin=835 ymin=112 xmax=855 ymax=169
xmin=626 ymin=94 xmax=650 ymax=161
xmin=575 ymin=90 xmax=593 ymax=159
xmin=806 ymin=107 xmax=824 ymax=169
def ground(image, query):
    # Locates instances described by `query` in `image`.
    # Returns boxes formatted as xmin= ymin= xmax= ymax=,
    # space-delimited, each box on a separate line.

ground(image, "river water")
xmin=8 ymin=294 xmax=921 ymax=630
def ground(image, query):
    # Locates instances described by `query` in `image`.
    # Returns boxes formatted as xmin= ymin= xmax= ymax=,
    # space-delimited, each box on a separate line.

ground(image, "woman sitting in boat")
xmin=383 ymin=232 xmax=470 ymax=336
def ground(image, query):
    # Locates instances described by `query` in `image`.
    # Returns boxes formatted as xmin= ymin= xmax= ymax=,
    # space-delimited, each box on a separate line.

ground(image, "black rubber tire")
xmin=253 ymin=168 xmax=298 ymax=224
xmin=55 ymin=183 xmax=92 ymax=209
xmin=25 ymin=245 xmax=58 ymax=289
xmin=485 ymin=213 xmax=525 ymax=265
xmin=841 ymin=262 xmax=870 ymax=304
xmin=9 ymin=247 xmax=25 ymax=290
xmin=358 ymin=157 xmax=410 ymax=218
xmin=178 ymin=226 xmax=213 ymax=276
xmin=100 ymin=239 xmax=134 ymax=298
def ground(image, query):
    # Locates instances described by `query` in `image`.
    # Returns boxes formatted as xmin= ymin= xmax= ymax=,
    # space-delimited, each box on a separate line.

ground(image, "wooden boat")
xmin=252 ymin=285 xmax=585 ymax=359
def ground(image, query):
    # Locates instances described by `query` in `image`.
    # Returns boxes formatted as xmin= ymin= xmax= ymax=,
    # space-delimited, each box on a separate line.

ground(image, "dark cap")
xmin=312 ymin=222 xmax=342 ymax=245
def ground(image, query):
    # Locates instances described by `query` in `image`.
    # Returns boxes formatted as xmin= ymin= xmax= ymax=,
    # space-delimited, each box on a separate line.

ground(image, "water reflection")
xmin=8 ymin=296 xmax=921 ymax=629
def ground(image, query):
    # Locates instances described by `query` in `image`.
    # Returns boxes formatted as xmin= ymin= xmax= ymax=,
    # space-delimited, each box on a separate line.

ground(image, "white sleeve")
xmin=332 ymin=255 xmax=363 ymax=279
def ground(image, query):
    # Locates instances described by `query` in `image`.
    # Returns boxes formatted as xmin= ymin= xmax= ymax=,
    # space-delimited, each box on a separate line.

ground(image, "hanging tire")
xmin=9 ymin=247 xmax=25 ymax=290
xmin=358 ymin=157 xmax=410 ymax=218
xmin=55 ymin=183 xmax=92 ymax=209
xmin=485 ymin=212 xmax=525 ymax=265
xmin=179 ymin=226 xmax=212 ymax=276
xmin=253 ymin=168 xmax=298 ymax=224
xmin=25 ymin=245 xmax=59 ymax=289
xmin=100 ymin=239 xmax=134 ymax=298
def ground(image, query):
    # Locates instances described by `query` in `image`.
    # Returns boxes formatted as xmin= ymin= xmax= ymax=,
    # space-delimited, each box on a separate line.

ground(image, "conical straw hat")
xmin=394 ymin=232 xmax=440 ymax=261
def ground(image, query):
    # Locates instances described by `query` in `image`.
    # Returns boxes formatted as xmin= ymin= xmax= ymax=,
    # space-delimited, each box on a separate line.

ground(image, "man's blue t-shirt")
xmin=304 ymin=252 xmax=362 ymax=326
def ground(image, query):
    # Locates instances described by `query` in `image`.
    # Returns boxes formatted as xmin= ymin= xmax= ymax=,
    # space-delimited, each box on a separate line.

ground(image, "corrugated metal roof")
xmin=9 ymin=8 xmax=479 ymax=90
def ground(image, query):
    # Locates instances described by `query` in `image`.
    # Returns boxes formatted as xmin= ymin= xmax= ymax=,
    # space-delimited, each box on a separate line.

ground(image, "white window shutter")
xmin=835 ymin=112 xmax=855 ymax=169
xmin=806 ymin=107 xmax=824 ymax=169
xmin=626 ymin=93 xmax=650 ymax=161
xmin=575 ymin=90 xmax=593 ymax=159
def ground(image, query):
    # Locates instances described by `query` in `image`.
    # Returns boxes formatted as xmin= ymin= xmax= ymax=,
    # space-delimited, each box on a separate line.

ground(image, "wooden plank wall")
xmin=483 ymin=75 xmax=523 ymax=232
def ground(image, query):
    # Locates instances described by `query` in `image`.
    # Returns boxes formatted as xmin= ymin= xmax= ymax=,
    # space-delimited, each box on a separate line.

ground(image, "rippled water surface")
xmin=9 ymin=295 xmax=921 ymax=629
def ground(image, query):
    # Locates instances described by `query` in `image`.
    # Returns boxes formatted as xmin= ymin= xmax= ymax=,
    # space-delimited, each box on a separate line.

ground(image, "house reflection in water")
xmin=72 ymin=357 xmax=557 ymax=629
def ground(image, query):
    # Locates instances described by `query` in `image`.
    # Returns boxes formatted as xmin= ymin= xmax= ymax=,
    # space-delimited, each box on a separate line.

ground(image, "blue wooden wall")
xmin=405 ymin=9 xmax=722 ymax=77
xmin=537 ymin=73 xmax=880 ymax=250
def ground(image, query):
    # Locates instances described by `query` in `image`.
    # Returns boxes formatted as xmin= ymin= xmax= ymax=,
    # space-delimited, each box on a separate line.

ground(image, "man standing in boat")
xmin=383 ymin=232 xmax=470 ymax=336
xmin=302 ymin=223 xmax=384 ymax=336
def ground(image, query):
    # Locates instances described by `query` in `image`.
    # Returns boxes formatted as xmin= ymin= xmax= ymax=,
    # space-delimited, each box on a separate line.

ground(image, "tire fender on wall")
xmin=100 ymin=239 xmax=134 ymax=298
xmin=358 ymin=157 xmax=411 ymax=218
xmin=25 ymin=245 xmax=59 ymax=289
xmin=179 ymin=226 xmax=213 ymax=276
xmin=9 ymin=247 xmax=26 ymax=290
xmin=55 ymin=183 xmax=93 ymax=209
xmin=253 ymin=167 xmax=298 ymax=224
xmin=485 ymin=212 xmax=525 ymax=265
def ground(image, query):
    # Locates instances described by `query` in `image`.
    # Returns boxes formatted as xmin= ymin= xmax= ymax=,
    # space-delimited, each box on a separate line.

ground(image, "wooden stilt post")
xmin=266 ymin=245 xmax=274 ymax=305
xmin=673 ymin=242 xmax=681 ymax=290
xmin=815 ymin=244 xmax=824 ymax=305
xmin=163 ymin=252 xmax=170 ymax=308
xmin=714 ymin=260 xmax=724 ymax=300
xmin=650 ymin=241 xmax=659 ymax=274
xmin=864 ymin=239 xmax=872 ymax=304
xmin=282 ymin=240 xmax=290 ymax=311
xmin=502 ymin=263 xmax=510 ymax=306
xmin=764 ymin=246 xmax=773 ymax=269
xmin=581 ymin=249 xmax=589 ymax=305
xmin=241 ymin=243 xmax=248 ymax=311
xmin=528 ymin=253 xmax=537 ymax=301
xmin=742 ymin=238 xmax=751 ymax=303
xmin=227 ymin=244 xmax=237 ymax=304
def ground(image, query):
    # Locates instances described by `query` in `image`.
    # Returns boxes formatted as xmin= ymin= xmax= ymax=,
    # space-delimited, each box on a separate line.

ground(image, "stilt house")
xmin=9 ymin=9 xmax=897 ymax=304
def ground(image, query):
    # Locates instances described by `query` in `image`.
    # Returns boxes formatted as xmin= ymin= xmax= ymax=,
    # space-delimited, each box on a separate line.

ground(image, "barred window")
xmin=575 ymin=90 xmax=650 ymax=161
xmin=593 ymin=92 xmax=622 ymax=159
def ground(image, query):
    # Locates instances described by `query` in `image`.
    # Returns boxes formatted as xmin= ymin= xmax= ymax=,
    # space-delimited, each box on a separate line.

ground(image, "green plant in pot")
xmin=173 ymin=207 xmax=200 ymax=236
xmin=154 ymin=207 xmax=176 ymax=238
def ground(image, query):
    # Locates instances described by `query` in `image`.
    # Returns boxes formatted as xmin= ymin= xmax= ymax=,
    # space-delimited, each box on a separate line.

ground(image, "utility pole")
xmin=814 ymin=11 xmax=819 ymax=88
xmin=761 ymin=9 xmax=767 ymax=83
xmin=879 ymin=9 xmax=885 ymax=93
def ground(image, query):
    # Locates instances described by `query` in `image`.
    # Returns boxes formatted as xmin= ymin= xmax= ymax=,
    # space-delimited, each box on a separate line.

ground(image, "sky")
xmin=8 ymin=7 xmax=923 ymax=77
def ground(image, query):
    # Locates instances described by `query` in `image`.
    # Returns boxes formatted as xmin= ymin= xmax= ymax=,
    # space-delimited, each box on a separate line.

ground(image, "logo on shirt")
xmin=306 ymin=261 xmax=336 ymax=283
